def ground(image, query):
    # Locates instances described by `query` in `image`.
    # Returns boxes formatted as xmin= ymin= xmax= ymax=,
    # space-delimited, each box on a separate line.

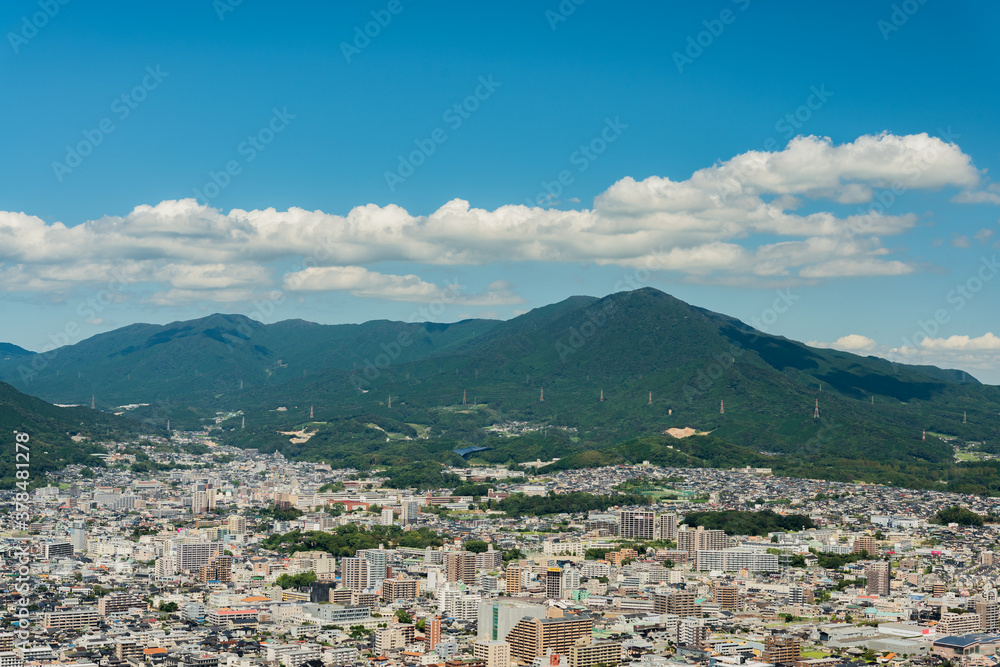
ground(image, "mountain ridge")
xmin=2 ymin=287 xmax=999 ymax=494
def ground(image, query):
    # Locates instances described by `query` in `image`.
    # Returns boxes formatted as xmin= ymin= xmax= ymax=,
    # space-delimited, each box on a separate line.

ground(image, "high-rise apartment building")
xmin=619 ymin=510 xmax=655 ymax=540
xmin=445 ymin=551 xmax=476 ymax=585
xmin=866 ymin=561 xmax=890 ymax=596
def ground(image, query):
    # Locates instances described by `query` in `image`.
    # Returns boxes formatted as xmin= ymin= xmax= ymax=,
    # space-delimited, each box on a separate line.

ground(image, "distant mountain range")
xmin=2 ymin=288 xmax=999 ymax=493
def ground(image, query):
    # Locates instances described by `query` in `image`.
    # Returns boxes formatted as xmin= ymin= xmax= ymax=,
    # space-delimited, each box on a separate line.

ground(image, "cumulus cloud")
xmin=282 ymin=267 xmax=524 ymax=305
xmin=917 ymin=332 xmax=1000 ymax=351
xmin=953 ymin=182 xmax=1000 ymax=205
xmin=808 ymin=334 xmax=879 ymax=352
xmin=810 ymin=332 xmax=1000 ymax=383
xmin=0 ymin=132 xmax=992 ymax=304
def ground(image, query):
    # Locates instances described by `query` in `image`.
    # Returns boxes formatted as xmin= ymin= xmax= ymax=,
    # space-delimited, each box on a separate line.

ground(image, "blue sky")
xmin=2 ymin=1 xmax=1000 ymax=381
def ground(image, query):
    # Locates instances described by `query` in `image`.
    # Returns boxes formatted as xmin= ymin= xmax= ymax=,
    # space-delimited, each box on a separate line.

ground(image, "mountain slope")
xmin=0 ymin=381 xmax=149 ymax=486
xmin=0 ymin=314 xmax=500 ymax=412
xmin=4 ymin=288 xmax=999 ymax=493
xmin=197 ymin=289 xmax=1000 ymax=491
xmin=0 ymin=343 xmax=32 ymax=361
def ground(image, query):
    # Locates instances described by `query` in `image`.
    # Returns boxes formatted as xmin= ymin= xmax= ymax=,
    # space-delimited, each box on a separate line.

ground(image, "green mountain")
xmin=0 ymin=380 xmax=152 ymax=487
xmin=0 ymin=313 xmax=498 ymax=417
xmin=0 ymin=343 xmax=32 ymax=361
xmin=3 ymin=288 xmax=999 ymax=493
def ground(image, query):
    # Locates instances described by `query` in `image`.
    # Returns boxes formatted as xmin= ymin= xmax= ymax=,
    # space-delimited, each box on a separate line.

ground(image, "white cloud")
xmin=951 ymin=234 xmax=971 ymax=248
xmin=282 ymin=266 xmax=524 ymax=305
xmin=975 ymin=227 xmax=996 ymax=244
xmin=809 ymin=332 xmax=1000 ymax=383
xmin=0 ymin=132 xmax=992 ymax=303
xmin=808 ymin=334 xmax=879 ymax=352
xmin=953 ymin=182 xmax=1000 ymax=205
xmin=918 ymin=332 xmax=1000 ymax=351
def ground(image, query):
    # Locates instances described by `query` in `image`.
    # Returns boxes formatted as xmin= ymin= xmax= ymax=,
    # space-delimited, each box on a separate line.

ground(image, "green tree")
xmin=275 ymin=571 xmax=318 ymax=589
xmin=465 ymin=540 xmax=489 ymax=554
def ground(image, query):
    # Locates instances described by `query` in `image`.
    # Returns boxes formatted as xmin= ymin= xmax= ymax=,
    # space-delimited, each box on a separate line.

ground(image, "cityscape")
xmin=6 ymin=432 xmax=1000 ymax=667
xmin=3 ymin=3 xmax=1000 ymax=667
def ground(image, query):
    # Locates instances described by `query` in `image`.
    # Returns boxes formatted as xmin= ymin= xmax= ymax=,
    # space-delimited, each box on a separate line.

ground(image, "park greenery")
xmin=262 ymin=524 xmax=445 ymax=557
xmin=682 ymin=509 xmax=816 ymax=536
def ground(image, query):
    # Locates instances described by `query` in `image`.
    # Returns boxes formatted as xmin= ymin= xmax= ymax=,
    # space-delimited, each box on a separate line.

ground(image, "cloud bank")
xmin=0 ymin=132 xmax=994 ymax=305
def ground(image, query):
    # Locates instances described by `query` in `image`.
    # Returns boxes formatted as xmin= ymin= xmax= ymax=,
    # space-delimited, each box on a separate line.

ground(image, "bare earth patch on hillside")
xmin=279 ymin=429 xmax=316 ymax=444
xmin=664 ymin=427 xmax=712 ymax=438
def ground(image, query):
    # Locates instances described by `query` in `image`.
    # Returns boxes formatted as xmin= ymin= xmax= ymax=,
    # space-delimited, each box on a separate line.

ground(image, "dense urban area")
xmin=6 ymin=430 xmax=1000 ymax=667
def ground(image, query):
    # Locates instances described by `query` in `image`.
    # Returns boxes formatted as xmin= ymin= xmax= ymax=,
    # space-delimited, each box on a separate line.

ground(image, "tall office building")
xmin=619 ymin=510 xmax=655 ymax=540
xmin=866 ymin=561 xmax=890 ymax=596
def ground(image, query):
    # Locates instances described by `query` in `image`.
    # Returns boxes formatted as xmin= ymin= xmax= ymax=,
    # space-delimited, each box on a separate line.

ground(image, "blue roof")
xmin=454 ymin=446 xmax=491 ymax=457
xmin=934 ymin=636 xmax=981 ymax=648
